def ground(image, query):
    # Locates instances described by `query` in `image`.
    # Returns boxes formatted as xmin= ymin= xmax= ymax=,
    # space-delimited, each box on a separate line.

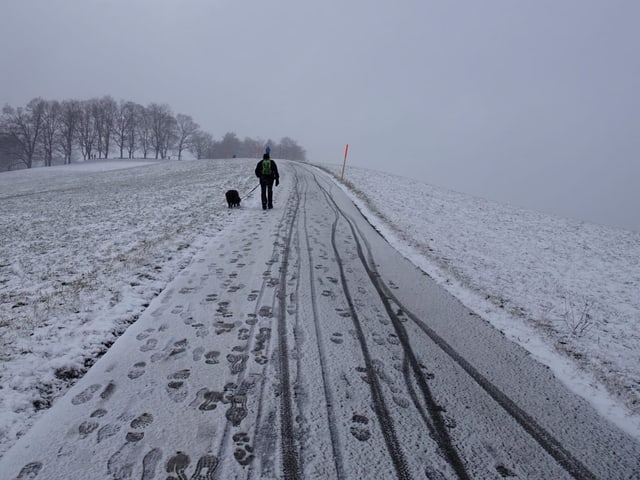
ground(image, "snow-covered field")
xmin=0 ymin=158 xmax=260 ymax=457
xmin=1 ymin=158 xmax=639 ymax=459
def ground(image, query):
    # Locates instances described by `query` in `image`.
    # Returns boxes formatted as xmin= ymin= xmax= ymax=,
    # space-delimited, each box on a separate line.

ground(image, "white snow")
xmin=1 ymin=158 xmax=638 ymax=460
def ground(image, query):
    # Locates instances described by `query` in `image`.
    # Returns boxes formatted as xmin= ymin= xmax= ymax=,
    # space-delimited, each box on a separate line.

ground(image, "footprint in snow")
xmin=78 ymin=420 xmax=99 ymax=438
xmin=126 ymin=412 xmax=154 ymax=442
xmin=387 ymin=334 xmax=400 ymax=346
xmin=140 ymin=338 xmax=158 ymax=352
xmin=226 ymin=394 xmax=248 ymax=426
xmin=107 ymin=435 xmax=146 ymax=479
xmin=168 ymin=339 xmax=188 ymax=358
xmin=237 ymin=327 xmax=250 ymax=341
xmin=71 ymin=384 xmax=101 ymax=406
xmin=204 ymin=293 xmax=218 ymax=303
xmin=253 ymin=327 xmax=271 ymax=351
xmin=392 ymin=395 xmax=411 ymax=409
xmin=191 ymin=388 xmax=224 ymax=411
xmin=97 ymin=423 xmax=121 ymax=443
xmin=330 ymin=332 xmax=344 ymax=344
xmin=192 ymin=346 xmax=205 ymax=362
xmin=247 ymin=291 xmax=259 ymax=302
xmin=91 ymin=408 xmax=107 ymax=418
xmin=77 ymin=408 xmax=117 ymax=443
xmin=166 ymin=369 xmax=190 ymax=403
xmin=350 ymin=414 xmax=371 ymax=442
xmin=165 ymin=451 xmax=219 ymax=480
xmin=204 ymin=351 xmax=220 ymax=365
xmin=227 ymin=353 xmax=249 ymax=374
xmin=233 ymin=432 xmax=255 ymax=466
xmin=100 ymin=381 xmax=116 ymax=400
xmin=214 ymin=321 xmax=235 ymax=335
xmin=141 ymin=448 xmax=162 ymax=480
xmin=136 ymin=330 xmax=152 ymax=341
xmin=170 ymin=304 xmax=184 ymax=314
xmin=191 ymin=322 xmax=209 ymax=338
xmin=14 ymin=461 xmax=42 ymax=480
xmin=127 ymin=362 xmax=147 ymax=380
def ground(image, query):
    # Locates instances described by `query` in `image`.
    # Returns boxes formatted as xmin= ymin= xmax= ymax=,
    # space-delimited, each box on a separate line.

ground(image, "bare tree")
xmin=148 ymin=103 xmax=176 ymax=159
xmin=2 ymin=95 xmax=309 ymax=169
xmin=41 ymin=100 xmax=61 ymax=166
xmin=0 ymin=130 xmax=21 ymax=171
xmin=77 ymin=99 xmax=98 ymax=160
xmin=126 ymin=103 xmax=142 ymax=159
xmin=136 ymin=104 xmax=152 ymax=159
xmin=91 ymin=101 xmax=105 ymax=159
xmin=216 ymin=132 xmax=241 ymax=158
xmin=278 ymin=136 xmax=307 ymax=160
xmin=161 ymin=115 xmax=177 ymax=159
xmin=242 ymin=137 xmax=263 ymax=158
xmin=58 ymin=99 xmax=82 ymax=164
xmin=92 ymin=95 xmax=117 ymax=159
xmin=189 ymin=130 xmax=214 ymax=159
xmin=114 ymin=100 xmax=137 ymax=158
xmin=101 ymin=96 xmax=117 ymax=158
xmin=175 ymin=113 xmax=199 ymax=160
xmin=0 ymin=97 xmax=46 ymax=168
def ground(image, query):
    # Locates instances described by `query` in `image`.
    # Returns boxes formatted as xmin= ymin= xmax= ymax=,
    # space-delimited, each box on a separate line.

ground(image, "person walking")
xmin=255 ymin=153 xmax=279 ymax=210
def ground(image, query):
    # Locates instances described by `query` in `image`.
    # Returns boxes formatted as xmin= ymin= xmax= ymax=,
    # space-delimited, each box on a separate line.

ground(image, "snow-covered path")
xmin=1 ymin=163 xmax=639 ymax=479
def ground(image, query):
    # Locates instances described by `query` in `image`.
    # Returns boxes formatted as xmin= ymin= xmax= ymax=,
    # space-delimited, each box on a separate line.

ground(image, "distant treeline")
xmin=0 ymin=96 xmax=306 ymax=172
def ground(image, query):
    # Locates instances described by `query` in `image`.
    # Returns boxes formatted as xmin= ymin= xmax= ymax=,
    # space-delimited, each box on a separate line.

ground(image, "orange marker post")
xmin=341 ymin=144 xmax=349 ymax=180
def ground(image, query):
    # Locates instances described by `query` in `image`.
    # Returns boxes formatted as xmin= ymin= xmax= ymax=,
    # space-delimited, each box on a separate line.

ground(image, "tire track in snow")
xmin=242 ymin=210 xmax=291 ymax=480
xmin=334 ymin=204 xmax=470 ymax=480
xmin=274 ymin=171 xmax=302 ymax=480
xmin=297 ymin=172 xmax=347 ymax=479
xmin=311 ymin=169 xmax=598 ymax=480
xmin=380 ymin=273 xmax=599 ymax=480
xmin=290 ymin=171 xmax=306 ymax=476
xmin=313 ymin=174 xmax=413 ymax=480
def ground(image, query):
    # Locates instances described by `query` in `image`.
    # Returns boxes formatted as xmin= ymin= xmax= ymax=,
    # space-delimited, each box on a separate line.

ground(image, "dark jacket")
xmin=255 ymin=158 xmax=279 ymax=183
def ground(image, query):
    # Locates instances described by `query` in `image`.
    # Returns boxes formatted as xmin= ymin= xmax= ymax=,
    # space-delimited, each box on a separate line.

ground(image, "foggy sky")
xmin=2 ymin=0 xmax=639 ymax=232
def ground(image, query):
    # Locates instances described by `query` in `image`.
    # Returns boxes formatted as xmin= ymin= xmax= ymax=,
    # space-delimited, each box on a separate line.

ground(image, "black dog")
xmin=225 ymin=189 xmax=241 ymax=208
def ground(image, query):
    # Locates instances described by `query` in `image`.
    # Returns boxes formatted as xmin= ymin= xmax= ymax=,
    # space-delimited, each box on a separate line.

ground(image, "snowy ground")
xmin=319 ymin=163 xmax=640 ymax=438
xmin=1 ymin=158 xmax=639 ymax=461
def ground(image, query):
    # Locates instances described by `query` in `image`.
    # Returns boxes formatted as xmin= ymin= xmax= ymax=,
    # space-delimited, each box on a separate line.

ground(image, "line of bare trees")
xmin=191 ymin=132 xmax=307 ymax=163
xmin=0 ymin=96 xmax=306 ymax=172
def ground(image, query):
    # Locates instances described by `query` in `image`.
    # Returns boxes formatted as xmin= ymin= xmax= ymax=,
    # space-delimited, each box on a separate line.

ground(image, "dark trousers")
xmin=260 ymin=179 xmax=274 ymax=208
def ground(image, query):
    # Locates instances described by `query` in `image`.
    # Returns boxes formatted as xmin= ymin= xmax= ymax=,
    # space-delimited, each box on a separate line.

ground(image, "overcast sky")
xmin=2 ymin=0 xmax=639 ymax=232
